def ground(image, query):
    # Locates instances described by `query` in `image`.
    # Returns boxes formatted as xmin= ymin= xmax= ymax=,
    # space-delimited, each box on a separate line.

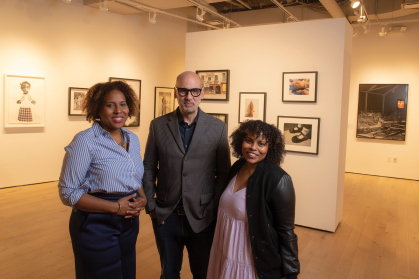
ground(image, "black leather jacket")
xmin=228 ymin=158 xmax=299 ymax=279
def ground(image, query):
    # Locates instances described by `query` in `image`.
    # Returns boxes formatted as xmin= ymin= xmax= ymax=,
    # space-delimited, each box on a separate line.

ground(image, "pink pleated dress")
xmin=207 ymin=175 xmax=258 ymax=279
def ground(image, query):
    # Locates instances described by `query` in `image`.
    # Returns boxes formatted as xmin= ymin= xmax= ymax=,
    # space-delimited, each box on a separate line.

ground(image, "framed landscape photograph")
xmin=282 ymin=71 xmax=318 ymax=103
xmin=4 ymin=74 xmax=46 ymax=128
xmin=239 ymin=92 xmax=266 ymax=123
xmin=154 ymin=87 xmax=175 ymax=118
xmin=356 ymin=84 xmax=408 ymax=141
xmin=68 ymin=87 xmax=88 ymax=116
xmin=196 ymin=70 xmax=229 ymax=101
xmin=109 ymin=77 xmax=141 ymax=127
xmin=277 ymin=116 xmax=320 ymax=155
xmin=208 ymin=113 xmax=228 ymax=129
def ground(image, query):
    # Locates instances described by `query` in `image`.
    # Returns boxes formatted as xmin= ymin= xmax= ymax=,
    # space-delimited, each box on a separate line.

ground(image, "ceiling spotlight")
xmin=351 ymin=0 xmax=360 ymax=9
xmin=99 ymin=0 xmax=108 ymax=12
xmin=357 ymin=5 xmax=366 ymax=23
xmin=62 ymin=0 xmax=71 ymax=3
xmin=196 ymin=8 xmax=206 ymax=22
xmin=379 ymin=25 xmax=387 ymax=36
xmin=149 ymin=12 xmax=157 ymax=24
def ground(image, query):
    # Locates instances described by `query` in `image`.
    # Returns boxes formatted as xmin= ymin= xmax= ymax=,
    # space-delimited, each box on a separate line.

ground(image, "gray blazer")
xmin=143 ymin=108 xmax=231 ymax=233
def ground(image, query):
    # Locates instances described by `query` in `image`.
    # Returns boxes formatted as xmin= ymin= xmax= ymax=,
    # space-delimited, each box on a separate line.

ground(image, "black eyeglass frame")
xmin=175 ymin=87 xmax=202 ymax=97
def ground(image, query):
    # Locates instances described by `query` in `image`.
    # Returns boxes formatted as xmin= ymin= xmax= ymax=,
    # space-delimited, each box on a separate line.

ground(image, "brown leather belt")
xmin=176 ymin=206 xmax=186 ymax=215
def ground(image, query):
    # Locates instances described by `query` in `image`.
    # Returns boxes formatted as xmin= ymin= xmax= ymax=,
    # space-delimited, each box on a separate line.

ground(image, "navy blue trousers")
xmin=69 ymin=192 xmax=139 ymax=279
xmin=152 ymin=211 xmax=216 ymax=279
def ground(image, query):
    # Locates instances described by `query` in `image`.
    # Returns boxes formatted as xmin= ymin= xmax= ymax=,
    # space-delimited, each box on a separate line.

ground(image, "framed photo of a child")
xmin=4 ymin=74 xmax=46 ymax=128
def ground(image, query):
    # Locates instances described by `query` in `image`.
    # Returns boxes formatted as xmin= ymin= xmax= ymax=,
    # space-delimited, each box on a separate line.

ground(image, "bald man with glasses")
xmin=143 ymin=71 xmax=231 ymax=279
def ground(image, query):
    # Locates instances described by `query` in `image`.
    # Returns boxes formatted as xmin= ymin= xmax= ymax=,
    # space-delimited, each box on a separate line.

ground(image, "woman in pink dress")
xmin=207 ymin=120 xmax=299 ymax=279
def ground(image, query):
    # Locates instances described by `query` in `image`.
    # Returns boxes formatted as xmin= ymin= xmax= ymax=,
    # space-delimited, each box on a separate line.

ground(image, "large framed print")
xmin=154 ymin=87 xmax=175 ymax=118
xmin=208 ymin=113 xmax=228 ymax=130
xmin=68 ymin=87 xmax=88 ymax=116
xmin=109 ymin=77 xmax=141 ymax=127
xmin=196 ymin=70 xmax=229 ymax=101
xmin=282 ymin=71 xmax=318 ymax=103
xmin=4 ymin=74 xmax=46 ymax=128
xmin=356 ymin=84 xmax=408 ymax=141
xmin=278 ymin=116 xmax=320 ymax=155
xmin=239 ymin=92 xmax=266 ymax=123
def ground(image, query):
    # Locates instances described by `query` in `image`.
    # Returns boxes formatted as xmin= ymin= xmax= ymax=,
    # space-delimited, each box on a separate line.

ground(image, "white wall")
xmin=0 ymin=0 xmax=186 ymax=188
xmin=186 ymin=18 xmax=352 ymax=232
xmin=346 ymin=23 xmax=419 ymax=180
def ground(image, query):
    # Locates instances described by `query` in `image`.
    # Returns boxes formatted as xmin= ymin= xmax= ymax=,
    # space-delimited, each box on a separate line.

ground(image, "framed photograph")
xmin=4 ymin=74 xmax=46 ymax=128
xmin=208 ymin=113 xmax=228 ymax=129
xmin=356 ymin=84 xmax=408 ymax=141
xmin=154 ymin=87 xmax=175 ymax=118
xmin=109 ymin=77 xmax=141 ymax=127
xmin=282 ymin=71 xmax=318 ymax=103
xmin=196 ymin=70 xmax=229 ymax=101
xmin=238 ymin=92 xmax=266 ymax=123
xmin=68 ymin=87 xmax=88 ymax=116
xmin=277 ymin=116 xmax=320 ymax=155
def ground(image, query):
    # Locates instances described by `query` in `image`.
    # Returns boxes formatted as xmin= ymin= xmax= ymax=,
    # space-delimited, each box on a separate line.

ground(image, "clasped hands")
xmin=116 ymin=193 xmax=147 ymax=218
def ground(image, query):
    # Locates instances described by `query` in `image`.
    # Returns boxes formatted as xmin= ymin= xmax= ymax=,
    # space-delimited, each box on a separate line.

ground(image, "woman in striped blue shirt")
xmin=58 ymin=81 xmax=146 ymax=279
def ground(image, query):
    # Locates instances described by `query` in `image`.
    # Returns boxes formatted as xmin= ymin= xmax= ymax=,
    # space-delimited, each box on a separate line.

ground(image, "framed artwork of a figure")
xmin=68 ymin=87 xmax=88 ymax=116
xmin=154 ymin=87 xmax=175 ymax=118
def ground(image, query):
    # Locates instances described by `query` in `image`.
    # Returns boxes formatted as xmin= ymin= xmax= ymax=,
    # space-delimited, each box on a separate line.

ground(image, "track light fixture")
xmin=149 ymin=12 xmax=157 ymax=24
xmin=100 ymin=0 xmax=108 ymax=12
xmin=196 ymin=8 xmax=206 ymax=22
xmin=62 ymin=0 xmax=71 ymax=3
xmin=357 ymin=5 xmax=366 ymax=23
xmin=379 ymin=25 xmax=387 ymax=36
xmin=351 ymin=0 xmax=360 ymax=9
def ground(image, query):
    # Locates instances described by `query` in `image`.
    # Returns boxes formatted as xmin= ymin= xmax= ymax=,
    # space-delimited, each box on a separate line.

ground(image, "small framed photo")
xmin=109 ymin=77 xmax=141 ymax=127
xmin=239 ymin=92 xmax=266 ymax=123
xmin=357 ymin=84 xmax=408 ymax=141
xmin=277 ymin=116 xmax=320 ymax=155
xmin=68 ymin=87 xmax=88 ymax=116
xmin=208 ymin=113 xmax=228 ymax=129
xmin=196 ymin=70 xmax=229 ymax=101
xmin=282 ymin=71 xmax=318 ymax=103
xmin=155 ymin=87 xmax=175 ymax=118
xmin=4 ymin=74 xmax=46 ymax=128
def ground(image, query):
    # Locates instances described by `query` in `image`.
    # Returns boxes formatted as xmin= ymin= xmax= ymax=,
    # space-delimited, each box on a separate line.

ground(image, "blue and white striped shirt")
xmin=58 ymin=122 xmax=144 ymax=207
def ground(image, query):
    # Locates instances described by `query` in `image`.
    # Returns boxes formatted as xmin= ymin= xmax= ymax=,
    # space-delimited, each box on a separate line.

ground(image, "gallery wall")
xmin=185 ymin=18 xmax=352 ymax=232
xmin=0 ymin=0 xmax=186 ymax=188
xmin=346 ymin=23 xmax=419 ymax=180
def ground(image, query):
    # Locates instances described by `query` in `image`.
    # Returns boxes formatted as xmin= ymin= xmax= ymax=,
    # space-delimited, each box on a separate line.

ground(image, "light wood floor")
xmin=1 ymin=173 xmax=418 ymax=279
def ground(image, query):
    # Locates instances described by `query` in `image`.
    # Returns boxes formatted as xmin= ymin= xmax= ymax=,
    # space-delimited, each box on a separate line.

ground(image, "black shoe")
xmin=289 ymin=126 xmax=303 ymax=133
xmin=292 ymin=132 xmax=311 ymax=143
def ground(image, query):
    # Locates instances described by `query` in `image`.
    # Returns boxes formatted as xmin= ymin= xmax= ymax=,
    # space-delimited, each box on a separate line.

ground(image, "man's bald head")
xmin=175 ymin=71 xmax=202 ymax=88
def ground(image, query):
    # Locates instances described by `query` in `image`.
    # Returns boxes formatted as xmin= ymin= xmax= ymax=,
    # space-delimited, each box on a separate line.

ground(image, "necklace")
xmin=118 ymin=129 xmax=126 ymax=148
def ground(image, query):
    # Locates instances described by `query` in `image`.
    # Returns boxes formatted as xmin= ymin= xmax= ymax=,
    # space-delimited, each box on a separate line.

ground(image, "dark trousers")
xmin=152 ymin=211 xmax=216 ymax=279
xmin=69 ymin=192 xmax=139 ymax=279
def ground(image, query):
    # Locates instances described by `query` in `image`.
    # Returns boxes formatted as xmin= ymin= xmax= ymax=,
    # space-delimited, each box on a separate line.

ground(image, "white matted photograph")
xmin=282 ymin=72 xmax=318 ymax=103
xmin=109 ymin=77 xmax=141 ymax=127
xmin=154 ymin=87 xmax=175 ymax=118
xmin=277 ymin=116 xmax=320 ymax=154
xmin=68 ymin=87 xmax=88 ymax=116
xmin=238 ymin=92 xmax=266 ymax=123
xmin=4 ymin=74 xmax=46 ymax=128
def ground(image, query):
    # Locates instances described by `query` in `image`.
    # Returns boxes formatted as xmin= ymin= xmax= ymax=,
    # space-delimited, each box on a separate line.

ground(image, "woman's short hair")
xmin=20 ymin=81 xmax=31 ymax=88
xmin=230 ymin=120 xmax=285 ymax=165
xmin=83 ymin=81 xmax=139 ymax=123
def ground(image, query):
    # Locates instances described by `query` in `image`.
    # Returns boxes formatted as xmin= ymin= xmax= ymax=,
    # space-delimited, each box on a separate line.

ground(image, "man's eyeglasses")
xmin=176 ymin=87 xmax=202 ymax=97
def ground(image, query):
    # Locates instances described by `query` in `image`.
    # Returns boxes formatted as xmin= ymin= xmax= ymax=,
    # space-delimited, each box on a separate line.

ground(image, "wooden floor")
xmin=1 ymin=173 xmax=418 ymax=279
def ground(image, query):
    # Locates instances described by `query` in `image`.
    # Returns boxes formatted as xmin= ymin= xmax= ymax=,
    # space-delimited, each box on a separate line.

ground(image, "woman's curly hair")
xmin=82 ymin=81 xmax=139 ymax=122
xmin=230 ymin=120 xmax=285 ymax=165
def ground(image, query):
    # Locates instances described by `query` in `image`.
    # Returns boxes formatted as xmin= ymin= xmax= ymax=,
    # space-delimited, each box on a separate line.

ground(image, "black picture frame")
xmin=196 ymin=70 xmax=230 ymax=101
xmin=109 ymin=77 xmax=141 ymax=127
xmin=282 ymin=71 xmax=318 ymax=103
xmin=154 ymin=87 xmax=176 ymax=119
xmin=68 ymin=87 xmax=88 ymax=116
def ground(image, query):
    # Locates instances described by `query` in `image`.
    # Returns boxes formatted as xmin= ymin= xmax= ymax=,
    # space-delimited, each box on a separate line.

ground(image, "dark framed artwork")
xmin=282 ymin=71 xmax=318 ymax=103
xmin=277 ymin=116 xmax=320 ymax=155
xmin=208 ymin=113 xmax=228 ymax=130
xmin=109 ymin=77 xmax=141 ymax=127
xmin=154 ymin=87 xmax=175 ymax=118
xmin=356 ymin=84 xmax=408 ymax=141
xmin=238 ymin=92 xmax=266 ymax=123
xmin=68 ymin=87 xmax=88 ymax=116
xmin=196 ymin=70 xmax=229 ymax=101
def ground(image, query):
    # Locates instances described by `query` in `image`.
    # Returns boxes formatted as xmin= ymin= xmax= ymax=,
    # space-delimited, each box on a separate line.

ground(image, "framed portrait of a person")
xmin=282 ymin=71 xmax=318 ymax=103
xmin=277 ymin=116 xmax=320 ymax=155
xmin=109 ymin=77 xmax=141 ymax=127
xmin=238 ymin=92 xmax=266 ymax=123
xmin=154 ymin=87 xmax=175 ymax=119
xmin=196 ymin=70 xmax=230 ymax=101
xmin=68 ymin=87 xmax=88 ymax=116
xmin=4 ymin=74 xmax=46 ymax=128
